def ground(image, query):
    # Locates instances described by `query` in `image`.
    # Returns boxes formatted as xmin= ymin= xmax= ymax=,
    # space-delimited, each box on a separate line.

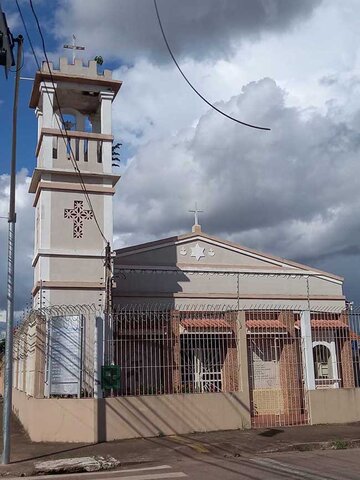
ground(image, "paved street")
xmin=1 ymin=410 xmax=359 ymax=479
xmin=8 ymin=448 xmax=360 ymax=479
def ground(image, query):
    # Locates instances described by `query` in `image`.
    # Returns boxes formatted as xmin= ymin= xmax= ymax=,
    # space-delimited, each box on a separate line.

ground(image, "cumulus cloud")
xmin=54 ymin=0 xmax=321 ymax=64
xmin=113 ymin=78 xmax=360 ymax=283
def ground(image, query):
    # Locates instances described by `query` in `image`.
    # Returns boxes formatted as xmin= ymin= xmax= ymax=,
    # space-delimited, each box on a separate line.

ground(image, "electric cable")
xmin=153 ymin=0 xmax=270 ymax=131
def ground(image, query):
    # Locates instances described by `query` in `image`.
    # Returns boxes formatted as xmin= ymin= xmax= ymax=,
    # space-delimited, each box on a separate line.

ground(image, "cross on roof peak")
xmin=189 ymin=202 xmax=203 ymax=229
xmin=63 ymin=34 xmax=85 ymax=63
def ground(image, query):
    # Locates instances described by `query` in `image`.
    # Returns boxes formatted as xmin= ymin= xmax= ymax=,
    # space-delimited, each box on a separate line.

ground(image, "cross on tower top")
xmin=189 ymin=202 xmax=203 ymax=231
xmin=63 ymin=34 xmax=85 ymax=64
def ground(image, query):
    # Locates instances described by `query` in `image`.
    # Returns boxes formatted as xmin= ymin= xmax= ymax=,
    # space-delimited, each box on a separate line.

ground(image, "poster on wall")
xmin=252 ymin=345 xmax=280 ymax=389
xmin=47 ymin=315 xmax=83 ymax=397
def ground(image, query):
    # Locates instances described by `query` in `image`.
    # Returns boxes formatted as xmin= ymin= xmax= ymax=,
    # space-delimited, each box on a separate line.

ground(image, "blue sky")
xmin=2 ymin=0 xmax=360 ymax=309
xmin=1 ymin=1 xmax=47 ymax=174
xmin=0 ymin=0 xmax=126 ymax=176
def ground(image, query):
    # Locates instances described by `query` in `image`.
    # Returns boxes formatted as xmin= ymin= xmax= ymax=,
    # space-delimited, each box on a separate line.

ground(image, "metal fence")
xmin=9 ymin=303 xmax=360 ymax=428
xmin=311 ymin=310 xmax=360 ymax=389
xmin=108 ymin=306 xmax=239 ymax=396
xmin=12 ymin=305 xmax=98 ymax=399
xmin=247 ymin=309 xmax=307 ymax=427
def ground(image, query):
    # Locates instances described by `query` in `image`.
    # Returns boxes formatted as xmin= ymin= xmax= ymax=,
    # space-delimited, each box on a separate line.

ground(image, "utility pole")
xmin=104 ymin=242 xmax=113 ymax=365
xmin=1 ymin=13 xmax=23 ymax=461
xmin=104 ymin=242 xmax=112 ymax=317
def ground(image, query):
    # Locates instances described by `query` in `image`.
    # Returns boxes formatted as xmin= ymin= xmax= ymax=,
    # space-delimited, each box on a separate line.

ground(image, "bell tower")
xmin=29 ymin=58 xmax=121 ymax=308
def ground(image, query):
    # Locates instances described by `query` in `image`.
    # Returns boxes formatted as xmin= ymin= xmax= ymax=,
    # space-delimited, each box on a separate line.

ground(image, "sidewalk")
xmin=0 ymin=404 xmax=359 ymax=477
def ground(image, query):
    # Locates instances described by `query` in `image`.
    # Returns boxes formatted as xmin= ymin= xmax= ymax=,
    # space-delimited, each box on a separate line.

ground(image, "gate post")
xmin=237 ymin=311 xmax=251 ymax=427
xmin=170 ymin=310 xmax=181 ymax=393
xmin=279 ymin=312 xmax=302 ymax=421
xmin=94 ymin=315 xmax=104 ymax=399
xmin=300 ymin=311 xmax=315 ymax=390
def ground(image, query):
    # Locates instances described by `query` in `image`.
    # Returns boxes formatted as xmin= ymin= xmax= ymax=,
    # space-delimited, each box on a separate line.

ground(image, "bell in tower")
xmin=29 ymin=57 xmax=121 ymax=308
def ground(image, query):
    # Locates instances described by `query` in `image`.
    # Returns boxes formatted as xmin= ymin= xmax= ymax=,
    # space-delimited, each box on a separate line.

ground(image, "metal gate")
xmin=247 ymin=313 xmax=309 ymax=428
xmin=181 ymin=341 xmax=224 ymax=393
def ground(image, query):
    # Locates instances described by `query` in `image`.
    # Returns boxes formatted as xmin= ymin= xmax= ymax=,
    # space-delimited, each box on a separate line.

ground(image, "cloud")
xmin=0 ymin=171 xmax=34 ymax=311
xmin=4 ymin=78 xmax=360 ymax=308
xmin=54 ymin=0 xmax=321 ymax=64
xmin=113 ymin=77 xmax=360 ymax=284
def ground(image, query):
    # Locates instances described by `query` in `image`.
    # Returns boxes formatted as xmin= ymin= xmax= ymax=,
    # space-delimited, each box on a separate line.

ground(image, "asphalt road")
xmin=9 ymin=448 xmax=360 ymax=480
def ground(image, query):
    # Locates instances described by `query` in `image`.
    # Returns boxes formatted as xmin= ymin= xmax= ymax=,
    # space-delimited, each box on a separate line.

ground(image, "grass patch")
xmin=331 ymin=439 xmax=348 ymax=450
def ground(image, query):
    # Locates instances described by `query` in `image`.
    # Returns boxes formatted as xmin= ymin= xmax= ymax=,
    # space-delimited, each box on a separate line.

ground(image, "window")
xmin=313 ymin=344 xmax=332 ymax=380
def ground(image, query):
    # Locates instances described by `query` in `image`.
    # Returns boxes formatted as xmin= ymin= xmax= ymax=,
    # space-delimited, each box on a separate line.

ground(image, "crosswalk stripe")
xmin=250 ymin=458 xmax=333 ymax=480
xmin=11 ymin=465 xmax=187 ymax=480
xmin=118 ymin=465 xmax=171 ymax=473
xmin=111 ymin=473 xmax=187 ymax=480
xmin=9 ymin=465 xmax=187 ymax=480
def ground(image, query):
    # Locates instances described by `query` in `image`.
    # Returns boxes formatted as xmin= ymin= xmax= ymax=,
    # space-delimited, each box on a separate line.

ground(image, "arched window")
xmin=313 ymin=344 xmax=333 ymax=379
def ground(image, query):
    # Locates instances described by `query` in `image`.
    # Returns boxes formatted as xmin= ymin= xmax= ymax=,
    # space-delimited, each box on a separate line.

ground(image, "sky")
xmin=1 ymin=0 xmax=360 ymax=310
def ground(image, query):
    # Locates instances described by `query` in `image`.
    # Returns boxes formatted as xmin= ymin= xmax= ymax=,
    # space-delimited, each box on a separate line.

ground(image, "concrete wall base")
xmin=12 ymin=388 xmax=96 ymax=443
xmin=12 ymin=389 xmax=251 ymax=443
xmin=308 ymin=388 xmax=360 ymax=425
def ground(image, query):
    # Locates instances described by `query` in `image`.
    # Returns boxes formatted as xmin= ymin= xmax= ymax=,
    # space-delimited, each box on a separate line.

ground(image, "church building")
xmin=112 ymin=220 xmax=356 ymax=427
xmin=6 ymin=54 xmax=359 ymax=444
xmin=113 ymin=221 xmax=345 ymax=311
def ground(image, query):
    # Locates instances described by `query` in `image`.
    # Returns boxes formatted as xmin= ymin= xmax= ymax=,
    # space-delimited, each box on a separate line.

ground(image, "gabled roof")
xmin=115 ymin=229 xmax=343 ymax=282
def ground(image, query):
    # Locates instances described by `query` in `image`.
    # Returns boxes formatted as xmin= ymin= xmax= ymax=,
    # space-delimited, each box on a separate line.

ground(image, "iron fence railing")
xmin=108 ymin=307 xmax=239 ymax=396
xmin=10 ymin=304 xmax=360 ymax=415
xmin=12 ymin=305 xmax=99 ymax=399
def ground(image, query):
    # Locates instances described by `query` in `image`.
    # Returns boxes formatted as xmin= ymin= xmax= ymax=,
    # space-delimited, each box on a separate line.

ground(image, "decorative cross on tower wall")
xmin=64 ymin=200 xmax=94 ymax=238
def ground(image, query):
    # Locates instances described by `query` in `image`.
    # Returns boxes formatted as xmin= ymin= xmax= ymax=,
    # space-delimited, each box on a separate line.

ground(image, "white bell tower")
xmin=29 ymin=57 xmax=121 ymax=308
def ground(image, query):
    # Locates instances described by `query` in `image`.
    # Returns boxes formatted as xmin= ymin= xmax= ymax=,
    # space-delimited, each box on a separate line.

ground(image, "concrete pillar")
xmin=340 ymin=338 xmax=355 ymax=388
xmin=338 ymin=312 xmax=355 ymax=388
xmin=300 ymin=310 xmax=316 ymax=390
xmin=35 ymin=107 xmax=43 ymax=141
xmin=279 ymin=312 xmax=302 ymax=419
xmin=39 ymin=82 xmax=56 ymax=168
xmin=171 ymin=310 xmax=181 ymax=394
xmin=223 ymin=311 xmax=239 ymax=392
xmin=34 ymin=316 xmax=46 ymax=398
xmin=237 ymin=311 xmax=251 ymax=427
xmin=100 ymin=91 xmax=114 ymax=174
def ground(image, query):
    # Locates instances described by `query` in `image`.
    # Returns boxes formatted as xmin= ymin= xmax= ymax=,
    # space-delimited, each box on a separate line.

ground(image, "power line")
xmin=16 ymin=0 xmax=108 ymax=244
xmin=15 ymin=0 xmax=39 ymax=70
xmin=153 ymin=0 xmax=271 ymax=132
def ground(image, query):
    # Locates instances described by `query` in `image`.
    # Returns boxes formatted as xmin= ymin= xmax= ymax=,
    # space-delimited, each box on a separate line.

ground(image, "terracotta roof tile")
xmin=180 ymin=318 xmax=232 ymax=330
xmin=349 ymin=330 xmax=360 ymax=341
xmin=311 ymin=319 xmax=349 ymax=329
xmin=246 ymin=320 xmax=287 ymax=330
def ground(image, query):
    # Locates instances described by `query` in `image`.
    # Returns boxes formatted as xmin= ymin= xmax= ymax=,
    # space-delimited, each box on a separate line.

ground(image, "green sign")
xmin=101 ymin=365 xmax=121 ymax=390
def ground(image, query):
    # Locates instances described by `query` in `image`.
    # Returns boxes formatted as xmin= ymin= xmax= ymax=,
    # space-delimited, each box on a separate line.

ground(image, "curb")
xmin=260 ymin=438 xmax=360 ymax=454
